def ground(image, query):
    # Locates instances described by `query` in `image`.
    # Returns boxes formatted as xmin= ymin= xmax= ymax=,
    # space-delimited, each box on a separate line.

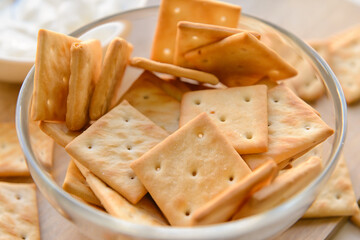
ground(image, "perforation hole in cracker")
xmin=185 ymin=209 xmax=191 ymax=217
xmin=244 ymin=96 xmax=251 ymax=102
xmin=245 ymin=132 xmax=253 ymax=140
xmin=143 ymin=95 xmax=150 ymax=100
xmin=126 ymin=145 xmax=133 ymax=151
xmin=229 ymin=175 xmax=234 ymax=182
xmin=194 ymin=99 xmax=201 ymax=105
xmin=155 ymin=164 xmax=161 ymax=172
xmin=191 ymin=169 xmax=198 ymax=177
xmin=87 ymin=145 xmax=92 ymax=149
xmin=219 ymin=116 xmax=226 ymax=122
xmin=197 ymin=132 xmax=204 ymax=138
xmin=304 ymin=125 xmax=311 ymax=131
xmin=15 ymin=193 xmax=22 ymax=200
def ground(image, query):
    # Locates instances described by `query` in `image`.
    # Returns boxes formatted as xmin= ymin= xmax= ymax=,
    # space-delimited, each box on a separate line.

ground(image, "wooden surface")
xmin=1 ymin=0 xmax=360 ymax=239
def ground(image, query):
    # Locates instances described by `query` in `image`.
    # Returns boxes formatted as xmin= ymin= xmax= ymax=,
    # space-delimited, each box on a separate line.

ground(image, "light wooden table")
xmin=1 ymin=0 xmax=360 ymax=239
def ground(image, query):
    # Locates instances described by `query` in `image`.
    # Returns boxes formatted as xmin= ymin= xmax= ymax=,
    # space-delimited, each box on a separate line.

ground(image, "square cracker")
xmin=31 ymin=29 xmax=80 ymax=121
xmin=66 ymin=100 xmax=169 ymax=204
xmin=0 ymin=182 xmax=40 ymax=240
xmin=174 ymin=21 xmax=260 ymax=68
xmin=329 ymin=24 xmax=360 ymax=104
xmin=302 ymin=154 xmax=358 ymax=218
xmin=233 ymin=156 xmax=322 ymax=220
xmin=130 ymin=112 xmax=251 ymax=226
xmin=89 ymin=37 xmax=132 ymax=120
xmin=129 ymin=57 xmax=219 ymax=85
xmin=62 ymin=160 xmax=102 ymax=207
xmin=0 ymin=122 xmax=53 ymax=176
xmin=151 ymin=0 xmax=241 ymax=63
xmin=184 ymin=32 xmax=297 ymax=86
xmin=242 ymin=85 xmax=334 ymax=170
xmin=191 ymin=161 xmax=278 ymax=226
xmin=66 ymin=39 xmax=102 ymax=131
xmin=119 ymin=71 xmax=181 ymax=133
xmin=39 ymin=121 xmax=81 ymax=148
xmin=83 ymin=168 xmax=168 ymax=226
xmin=180 ymin=85 xmax=268 ymax=154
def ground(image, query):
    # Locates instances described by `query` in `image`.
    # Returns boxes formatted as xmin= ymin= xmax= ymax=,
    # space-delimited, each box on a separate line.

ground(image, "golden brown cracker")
xmin=131 ymin=113 xmax=251 ymax=226
xmin=129 ymin=57 xmax=219 ymax=85
xmin=151 ymin=0 xmax=241 ymax=63
xmin=184 ymin=32 xmax=297 ymax=86
xmin=66 ymin=100 xmax=169 ymax=204
xmin=31 ymin=29 xmax=80 ymax=121
xmin=0 ymin=182 xmax=40 ymax=240
xmin=39 ymin=121 xmax=81 ymax=148
xmin=242 ymin=85 xmax=334 ymax=170
xmin=180 ymin=85 xmax=268 ymax=154
xmin=89 ymin=37 xmax=132 ymax=120
xmin=66 ymin=39 xmax=102 ymax=131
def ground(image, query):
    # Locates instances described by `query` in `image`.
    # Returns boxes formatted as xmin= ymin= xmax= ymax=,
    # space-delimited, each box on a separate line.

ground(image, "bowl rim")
xmin=16 ymin=6 xmax=347 ymax=239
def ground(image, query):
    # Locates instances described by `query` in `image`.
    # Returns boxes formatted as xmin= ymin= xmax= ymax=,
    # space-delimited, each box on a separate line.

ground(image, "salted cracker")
xmin=85 ymin=170 xmax=167 ymax=226
xmin=66 ymin=100 xmax=169 ymax=204
xmin=0 ymin=122 xmax=53 ymax=176
xmin=129 ymin=57 xmax=219 ymax=85
xmin=151 ymin=0 xmax=241 ymax=63
xmin=31 ymin=29 xmax=80 ymax=121
xmin=130 ymin=112 xmax=251 ymax=226
xmin=39 ymin=121 xmax=81 ymax=148
xmin=184 ymin=32 xmax=297 ymax=86
xmin=0 ymin=182 xmax=40 ymax=240
xmin=180 ymin=85 xmax=268 ymax=154
xmin=191 ymin=161 xmax=278 ymax=226
xmin=242 ymin=85 xmax=334 ymax=170
xmin=89 ymin=37 xmax=132 ymax=120
xmin=119 ymin=71 xmax=181 ymax=133
xmin=303 ymin=155 xmax=358 ymax=218
xmin=174 ymin=21 xmax=260 ymax=68
xmin=233 ymin=156 xmax=322 ymax=220
xmin=329 ymin=24 xmax=360 ymax=104
xmin=62 ymin=160 xmax=102 ymax=207
xmin=66 ymin=39 xmax=102 ymax=131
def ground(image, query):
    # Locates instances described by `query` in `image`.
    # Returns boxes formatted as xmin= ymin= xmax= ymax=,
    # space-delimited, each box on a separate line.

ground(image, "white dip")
xmin=0 ymin=0 xmax=146 ymax=60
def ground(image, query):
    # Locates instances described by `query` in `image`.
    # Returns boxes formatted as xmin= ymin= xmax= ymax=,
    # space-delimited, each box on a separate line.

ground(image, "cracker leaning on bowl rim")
xmin=129 ymin=57 xmax=219 ymax=85
xmin=31 ymin=29 xmax=80 ymax=121
xmin=151 ymin=0 xmax=241 ymax=63
xmin=131 ymin=112 xmax=251 ymax=226
xmin=89 ymin=37 xmax=133 ymax=120
xmin=66 ymin=39 xmax=102 ymax=131
xmin=66 ymin=100 xmax=169 ymax=204
xmin=38 ymin=121 xmax=81 ymax=148
xmin=179 ymin=85 xmax=268 ymax=154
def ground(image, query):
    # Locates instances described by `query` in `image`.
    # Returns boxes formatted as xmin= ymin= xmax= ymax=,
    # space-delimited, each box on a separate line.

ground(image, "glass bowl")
xmin=16 ymin=6 xmax=346 ymax=240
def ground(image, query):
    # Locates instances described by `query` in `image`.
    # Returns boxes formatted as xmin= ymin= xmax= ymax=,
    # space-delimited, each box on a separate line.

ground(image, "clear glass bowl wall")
xmin=16 ymin=6 xmax=346 ymax=240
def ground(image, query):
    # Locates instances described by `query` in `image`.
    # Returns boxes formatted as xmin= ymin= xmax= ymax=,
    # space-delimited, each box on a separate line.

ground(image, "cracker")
xmin=174 ymin=21 xmax=260 ymax=68
xmin=329 ymin=25 xmax=360 ymax=104
xmin=129 ymin=57 xmax=219 ymax=85
xmin=233 ymin=156 xmax=322 ymax=219
xmin=62 ymin=160 xmax=102 ymax=207
xmin=39 ymin=121 xmax=81 ymax=148
xmin=351 ymin=205 xmax=360 ymax=228
xmin=83 ymin=169 xmax=167 ymax=226
xmin=119 ymin=71 xmax=181 ymax=133
xmin=31 ymin=29 xmax=80 ymax=121
xmin=184 ymin=32 xmax=297 ymax=86
xmin=89 ymin=37 xmax=132 ymax=120
xmin=242 ymin=85 xmax=334 ymax=170
xmin=179 ymin=85 xmax=268 ymax=154
xmin=0 ymin=123 xmax=29 ymax=176
xmin=66 ymin=39 xmax=102 ymax=131
xmin=151 ymin=73 xmax=191 ymax=101
xmin=0 ymin=182 xmax=40 ymax=240
xmin=286 ymin=59 xmax=325 ymax=102
xmin=151 ymin=0 xmax=241 ymax=63
xmin=191 ymin=160 xmax=278 ymax=226
xmin=303 ymin=155 xmax=358 ymax=218
xmin=66 ymin=100 xmax=169 ymax=204
xmin=130 ymin=112 xmax=251 ymax=226
xmin=29 ymin=121 xmax=54 ymax=169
